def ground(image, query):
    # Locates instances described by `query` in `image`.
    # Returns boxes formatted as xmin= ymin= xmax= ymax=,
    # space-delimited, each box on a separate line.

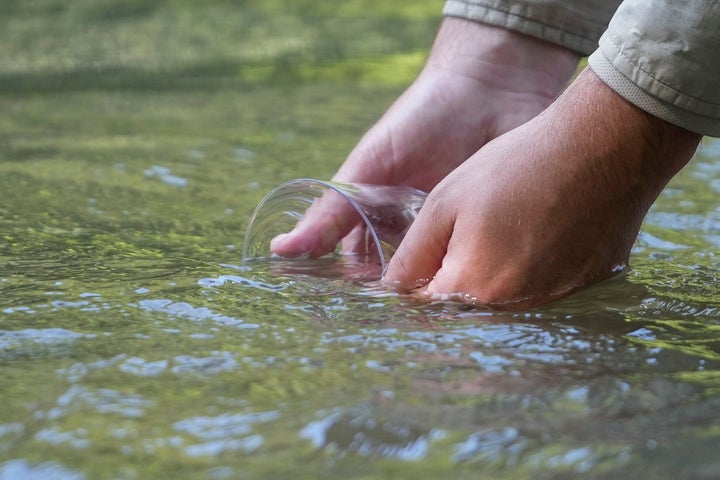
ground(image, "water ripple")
xmin=174 ymin=411 xmax=279 ymax=457
xmin=300 ymin=408 xmax=444 ymax=461
xmin=138 ymin=299 xmax=259 ymax=329
xmin=0 ymin=328 xmax=86 ymax=350
xmin=0 ymin=460 xmax=84 ymax=480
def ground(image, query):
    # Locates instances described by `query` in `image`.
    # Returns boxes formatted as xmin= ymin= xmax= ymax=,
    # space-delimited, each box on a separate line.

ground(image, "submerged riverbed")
xmin=2 ymin=1 xmax=720 ymax=479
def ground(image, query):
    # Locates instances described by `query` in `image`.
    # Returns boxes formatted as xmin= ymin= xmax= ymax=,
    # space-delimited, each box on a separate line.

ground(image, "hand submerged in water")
xmin=384 ymin=69 xmax=701 ymax=309
xmin=271 ymin=17 xmax=580 ymax=258
xmin=271 ymin=18 xmax=701 ymax=309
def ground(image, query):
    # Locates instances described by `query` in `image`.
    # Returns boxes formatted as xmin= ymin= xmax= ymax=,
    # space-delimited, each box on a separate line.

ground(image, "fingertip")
xmin=412 ymin=276 xmax=483 ymax=306
xmin=269 ymin=230 xmax=316 ymax=257
xmin=270 ymin=223 xmax=350 ymax=258
xmin=381 ymin=252 xmax=414 ymax=289
xmin=269 ymin=233 xmax=289 ymax=248
xmin=269 ymin=232 xmax=298 ymax=257
xmin=382 ymin=249 xmax=439 ymax=295
xmin=383 ymin=231 xmax=445 ymax=287
xmin=381 ymin=272 xmax=431 ymax=294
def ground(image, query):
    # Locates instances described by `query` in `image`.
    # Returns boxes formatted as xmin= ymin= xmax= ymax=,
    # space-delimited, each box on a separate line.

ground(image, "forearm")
xmin=552 ymin=68 xmax=700 ymax=183
xmin=535 ymin=67 xmax=701 ymax=241
xmin=423 ymin=17 xmax=580 ymax=101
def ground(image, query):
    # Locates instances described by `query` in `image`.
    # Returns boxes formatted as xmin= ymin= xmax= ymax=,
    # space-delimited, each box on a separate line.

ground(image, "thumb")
xmin=270 ymin=188 xmax=362 ymax=258
xmin=382 ymin=199 xmax=454 ymax=291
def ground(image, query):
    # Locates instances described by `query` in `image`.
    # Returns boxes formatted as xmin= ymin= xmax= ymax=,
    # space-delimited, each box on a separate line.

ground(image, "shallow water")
xmin=2 ymin=2 xmax=720 ymax=479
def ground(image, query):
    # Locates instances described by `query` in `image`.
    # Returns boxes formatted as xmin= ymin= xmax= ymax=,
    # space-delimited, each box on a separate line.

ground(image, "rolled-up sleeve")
xmin=444 ymin=0 xmax=720 ymax=137
xmin=588 ymin=0 xmax=720 ymax=137
xmin=443 ymin=0 xmax=621 ymax=55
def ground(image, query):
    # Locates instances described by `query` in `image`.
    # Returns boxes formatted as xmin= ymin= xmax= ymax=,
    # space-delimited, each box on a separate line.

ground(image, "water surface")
xmin=2 ymin=2 xmax=720 ymax=479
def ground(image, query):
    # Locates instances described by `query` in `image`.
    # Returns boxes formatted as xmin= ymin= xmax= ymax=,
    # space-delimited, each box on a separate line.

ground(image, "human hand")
xmin=383 ymin=68 xmax=702 ymax=309
xmin=270 ymin=17 xmax=580 ymax=259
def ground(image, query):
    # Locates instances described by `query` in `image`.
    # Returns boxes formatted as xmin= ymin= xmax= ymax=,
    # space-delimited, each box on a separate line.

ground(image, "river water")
xmin=2 ymin=1 xmax=720 ymax=479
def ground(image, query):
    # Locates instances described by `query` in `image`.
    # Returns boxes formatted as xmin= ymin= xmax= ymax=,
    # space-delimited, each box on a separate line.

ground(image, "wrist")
xmin=546 ymin=68 xmax=701 ymax=205
xmin=424 ymin=17 xmax=581 ymax=100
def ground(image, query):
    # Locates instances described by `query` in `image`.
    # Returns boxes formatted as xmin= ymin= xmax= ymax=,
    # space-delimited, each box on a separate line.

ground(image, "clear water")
xmin=2 ymin=2 xmax=720 ymax=479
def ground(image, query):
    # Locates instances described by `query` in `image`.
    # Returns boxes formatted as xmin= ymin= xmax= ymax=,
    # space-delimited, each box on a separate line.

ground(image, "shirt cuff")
xmin=589 ymin=49 xmax=720 ymax=137
xmin=442 ymin=0 xmax=611 ymax=55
